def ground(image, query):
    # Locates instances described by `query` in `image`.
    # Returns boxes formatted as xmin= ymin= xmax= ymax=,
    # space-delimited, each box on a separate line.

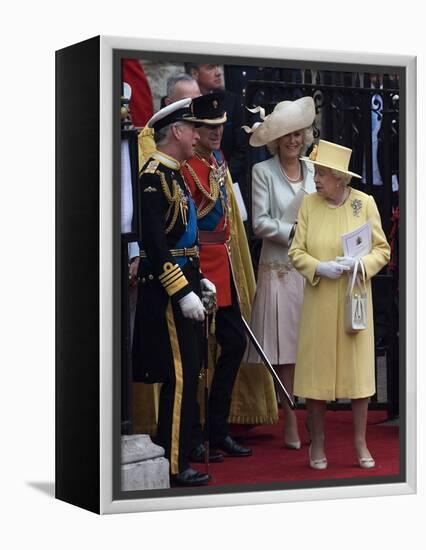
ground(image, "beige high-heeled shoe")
xmin=358 ymin=456 xmax=375 ymax=469
xmin=309 ymin=444 xmax=328 ymax=470
xmin=284 ymin=440 xmax=302 ymax=450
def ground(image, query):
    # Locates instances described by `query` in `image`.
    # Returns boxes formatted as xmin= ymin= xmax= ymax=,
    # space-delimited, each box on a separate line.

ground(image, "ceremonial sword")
xmin=201 ymin=303 xmax=296 ymax=472
xmin=240 ymin=316 xmax=295 ymax=409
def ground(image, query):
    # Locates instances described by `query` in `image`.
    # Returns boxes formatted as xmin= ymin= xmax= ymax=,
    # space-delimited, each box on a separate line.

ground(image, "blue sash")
xmin=140 ymin=192 xmax=198 ymax=269
xmin=174 ymin=196 xmax=198 ymax=267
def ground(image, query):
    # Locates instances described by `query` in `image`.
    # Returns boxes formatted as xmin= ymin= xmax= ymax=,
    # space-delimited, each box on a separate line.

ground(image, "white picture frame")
xmin=56 ymin=35 xmax=416 ymax=514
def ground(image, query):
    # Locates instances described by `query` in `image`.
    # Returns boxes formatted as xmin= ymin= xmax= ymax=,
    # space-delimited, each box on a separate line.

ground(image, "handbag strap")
xmin=357 ymin=259 xmax=367 ymax=293
xmin=347 ymin=258 xmax=367 ymax=296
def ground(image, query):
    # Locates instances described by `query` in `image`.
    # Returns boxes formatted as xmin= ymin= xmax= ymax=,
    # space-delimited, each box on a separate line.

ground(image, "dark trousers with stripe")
xmin=156 ymin=300 xmax=202 ymax=474
xmin=192 ymin=282 xmax=246 ymax=448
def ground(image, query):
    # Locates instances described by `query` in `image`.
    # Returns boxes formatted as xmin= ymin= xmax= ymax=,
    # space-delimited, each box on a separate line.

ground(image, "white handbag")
xmin=344 ymin=258 xmax=367 ymax=334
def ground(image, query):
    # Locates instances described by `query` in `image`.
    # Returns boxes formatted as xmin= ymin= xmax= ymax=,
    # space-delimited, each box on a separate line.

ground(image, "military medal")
xmin=180 ymin=192 xmax=188 ymax=227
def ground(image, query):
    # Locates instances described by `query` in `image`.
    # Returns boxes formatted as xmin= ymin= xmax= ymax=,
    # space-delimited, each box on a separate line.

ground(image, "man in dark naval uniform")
xmin=132 ymin=98 xmax=216 ymax=487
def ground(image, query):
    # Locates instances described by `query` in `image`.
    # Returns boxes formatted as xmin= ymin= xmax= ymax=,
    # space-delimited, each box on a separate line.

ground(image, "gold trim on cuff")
xmin=159 ymin=266 xmax=181 ymax=285
xmin=164 ymin=274 xmax=189 ymax=296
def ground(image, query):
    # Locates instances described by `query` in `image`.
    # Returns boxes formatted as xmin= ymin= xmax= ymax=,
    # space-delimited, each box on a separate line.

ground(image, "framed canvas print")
xmin=55 ymin=35 xmax=416 ymax=514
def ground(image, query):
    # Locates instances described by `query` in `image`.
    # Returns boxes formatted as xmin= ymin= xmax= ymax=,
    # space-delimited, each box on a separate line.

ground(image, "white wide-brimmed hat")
xmin=301 ymin=139 xmax=362 ymax=178
xmin=243 ymin=96 xmax=315 ymax=147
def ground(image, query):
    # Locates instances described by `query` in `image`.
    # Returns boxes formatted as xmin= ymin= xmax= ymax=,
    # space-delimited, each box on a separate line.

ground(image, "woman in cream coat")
xmin=289 ymin=140 xmax=390 ymax=470
xmin=244 ymin=97 xmax=316 ymax=448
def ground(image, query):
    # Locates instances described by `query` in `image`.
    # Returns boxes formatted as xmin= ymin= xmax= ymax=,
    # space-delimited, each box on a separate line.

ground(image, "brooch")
xmin=351 ymin=198 xmax=362 ymax=217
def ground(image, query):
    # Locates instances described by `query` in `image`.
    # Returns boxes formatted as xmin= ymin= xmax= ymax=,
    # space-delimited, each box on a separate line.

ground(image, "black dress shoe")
xmin=212 ymin=436 xmax=252 ymax=457
xmin=189 ymin=444 xmax=224 ymax=463
xmin=171 ymin=467 xmax=211 ymax=487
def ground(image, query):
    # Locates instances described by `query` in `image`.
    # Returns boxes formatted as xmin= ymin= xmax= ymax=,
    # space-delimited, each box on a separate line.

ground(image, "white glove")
xmin=201 ymin=277 xmax=216 ymax=299
xmin=316 ymin=261 xmax=350 ymax=279
xmin=201 ymin=278 xmax=216 ymax=294
xmin=179 ymin=291 xmax=205 ymax=322
xmin=335 ymin=256 xmax=356 ymax=271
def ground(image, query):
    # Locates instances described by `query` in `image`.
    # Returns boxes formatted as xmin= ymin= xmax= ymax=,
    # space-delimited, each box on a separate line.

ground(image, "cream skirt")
xmin=246 ymin=263 xmax=304 ymax=365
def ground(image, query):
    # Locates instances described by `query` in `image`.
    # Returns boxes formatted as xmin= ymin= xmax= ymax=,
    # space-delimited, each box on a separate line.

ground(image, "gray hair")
xmin=166 ymin=73 xmax=197 ymax=99
xmin=267 ymin=126 xmax=314 ymax=156
xmin=154 ymin=123 xmax=174 ymax=146
xmin=330 ymin=169 xmax=352 ymax=186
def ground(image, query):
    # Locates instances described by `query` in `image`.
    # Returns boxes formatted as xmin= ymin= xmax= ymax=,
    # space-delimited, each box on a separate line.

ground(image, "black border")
xmin=113 ymin=48 xmax=406 ymax=502
xmin=56 ymin=36 xmax=100 ymax=513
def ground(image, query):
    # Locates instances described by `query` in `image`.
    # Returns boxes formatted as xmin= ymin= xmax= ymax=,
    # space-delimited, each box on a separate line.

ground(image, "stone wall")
xmin=140 ymin=59 xmax=185 ymax=112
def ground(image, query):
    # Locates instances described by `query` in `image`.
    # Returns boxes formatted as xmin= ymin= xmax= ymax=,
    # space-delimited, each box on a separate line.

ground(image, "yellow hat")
xmin=301 ymin=139 xmax=361 ymax=178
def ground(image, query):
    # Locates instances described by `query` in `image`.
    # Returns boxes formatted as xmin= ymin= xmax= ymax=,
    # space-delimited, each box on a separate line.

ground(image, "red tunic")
xmin=182 ymin=155 xmax=232 ymax=307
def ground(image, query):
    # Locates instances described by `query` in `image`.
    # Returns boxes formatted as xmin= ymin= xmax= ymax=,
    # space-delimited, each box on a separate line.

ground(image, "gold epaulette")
xmin=141 ymin=159 xmax=159 ymax=175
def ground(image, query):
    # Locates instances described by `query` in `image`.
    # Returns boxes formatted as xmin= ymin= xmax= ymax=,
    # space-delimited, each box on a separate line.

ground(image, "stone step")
xmin=121 ymin=457 xmax=170 ymax=491
xmin=121 ymin=434 xmax=164 ymax=464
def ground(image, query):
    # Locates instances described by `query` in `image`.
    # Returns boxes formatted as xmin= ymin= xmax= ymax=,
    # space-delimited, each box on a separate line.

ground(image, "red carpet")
xmin=192 ymin=410 xmax=400 ymax=487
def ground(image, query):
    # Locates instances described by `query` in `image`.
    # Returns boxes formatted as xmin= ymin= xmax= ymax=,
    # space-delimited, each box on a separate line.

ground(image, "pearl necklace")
xmin=280 ymin=161 xmax=302 ymax=183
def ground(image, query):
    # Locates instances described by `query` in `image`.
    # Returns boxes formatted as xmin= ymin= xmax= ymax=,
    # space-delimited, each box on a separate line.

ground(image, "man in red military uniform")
xmin=181 ymin=92 xmax=252 ymax=460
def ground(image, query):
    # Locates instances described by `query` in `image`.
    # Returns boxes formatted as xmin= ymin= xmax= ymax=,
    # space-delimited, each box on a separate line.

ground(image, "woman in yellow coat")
xmin=289 ymin=140 xmax=390 ymax=470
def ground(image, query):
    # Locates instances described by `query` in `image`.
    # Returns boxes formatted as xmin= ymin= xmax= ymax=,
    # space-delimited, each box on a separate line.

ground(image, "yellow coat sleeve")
xmin=288 ymin=196 xmax=320 ymax=286
xmin=361 ymin=195 xmax=391 ymax=280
